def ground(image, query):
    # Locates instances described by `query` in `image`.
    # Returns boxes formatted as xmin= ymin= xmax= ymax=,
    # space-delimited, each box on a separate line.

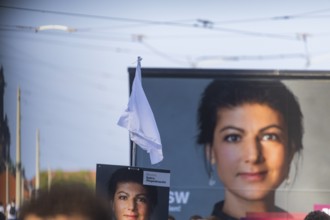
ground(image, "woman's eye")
xmin=224 ymin=134 xmax=241 ymax=142
xmin=136 ymin=196 xmax=148 ymax=203
xmin=118 ymin=195 xmax=128 ymax=200
xmin=261 ymin=133 xmax=279 ymax=141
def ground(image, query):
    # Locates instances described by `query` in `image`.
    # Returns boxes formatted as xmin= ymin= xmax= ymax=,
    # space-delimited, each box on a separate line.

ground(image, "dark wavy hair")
xmin=108 ymin=167 xmax=158 ymax=211
xmin=197 ymin=79 xmax=304 ymax=156
xmin=304 ymin=210 xmax=330 ymax=220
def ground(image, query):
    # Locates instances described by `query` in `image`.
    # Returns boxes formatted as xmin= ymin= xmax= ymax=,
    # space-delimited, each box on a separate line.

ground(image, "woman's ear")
xmin=205 ymin=144 xmax=216 ymax=165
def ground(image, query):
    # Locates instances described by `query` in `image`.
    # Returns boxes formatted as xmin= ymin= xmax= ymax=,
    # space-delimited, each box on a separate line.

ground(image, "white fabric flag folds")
xmin=117 ymin=57 xmax=163 ymax=164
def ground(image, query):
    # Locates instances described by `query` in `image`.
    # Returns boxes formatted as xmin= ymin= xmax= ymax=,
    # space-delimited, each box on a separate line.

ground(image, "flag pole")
xmin=131 ymin=142 xmax=136 ymax=167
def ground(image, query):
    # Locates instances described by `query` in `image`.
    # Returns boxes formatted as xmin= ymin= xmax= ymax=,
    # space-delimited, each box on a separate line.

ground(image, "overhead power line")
xmin=195 ymin=53 xmax=306 ymax=62
xmin=1 ymin=4 xmax=327 ymax=66
xmin=0 ymin=5 xmax=325 ymax=40
xmin=212 ymin=8 xmax=330 ymax=24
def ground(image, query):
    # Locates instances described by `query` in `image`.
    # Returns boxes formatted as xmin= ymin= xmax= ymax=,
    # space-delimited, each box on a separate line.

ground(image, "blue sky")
xmin=1 ymin=0 xmax=330 ymax=179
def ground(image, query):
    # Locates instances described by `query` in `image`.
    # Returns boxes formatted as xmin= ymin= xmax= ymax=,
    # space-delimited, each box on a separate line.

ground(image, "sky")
xmin=1 ymin=0 xmax=330 ymax=180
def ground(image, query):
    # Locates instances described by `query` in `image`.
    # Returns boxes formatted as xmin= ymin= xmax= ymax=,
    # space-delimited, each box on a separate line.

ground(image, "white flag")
xmin=117 ymin=57 xmax=163 ymax=164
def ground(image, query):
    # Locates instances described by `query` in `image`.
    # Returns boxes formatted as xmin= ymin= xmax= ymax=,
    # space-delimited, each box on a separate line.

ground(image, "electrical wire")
xmin=0 ymin=5 xmax=326 ymax=40
xmin=1 ymin=5 xmax=329 ymax=67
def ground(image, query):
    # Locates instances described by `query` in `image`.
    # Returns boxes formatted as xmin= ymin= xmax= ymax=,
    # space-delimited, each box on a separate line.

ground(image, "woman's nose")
xmin=127 ymin=199 xmax=137 ymax=211
xmin=244 ymin=136 xmax=264 ymax=163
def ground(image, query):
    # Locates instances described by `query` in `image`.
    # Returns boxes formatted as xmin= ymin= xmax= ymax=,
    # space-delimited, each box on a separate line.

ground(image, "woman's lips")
xmin=238 ymin=171 xmax=267 ymax=181
xmin=124 ymin=214 xmax=138 ymax=219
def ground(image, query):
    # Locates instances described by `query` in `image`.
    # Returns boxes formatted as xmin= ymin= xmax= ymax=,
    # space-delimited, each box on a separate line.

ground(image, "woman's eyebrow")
xmin=259 ymin=124 xmax=284 ymax=132
xmin=116 ymin=191 xmax=129 ymax=195
xmin=136 ymin=193 xmax=148 ymax=197
xmin=220 ymin=126 xmax=244 ymax=133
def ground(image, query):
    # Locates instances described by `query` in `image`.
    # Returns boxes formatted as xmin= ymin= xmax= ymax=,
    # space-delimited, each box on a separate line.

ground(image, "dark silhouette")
xmin=304 ymin=210 xmax=330 ymax=220
xmin=18 ymin=182 xmax=112 ymax=220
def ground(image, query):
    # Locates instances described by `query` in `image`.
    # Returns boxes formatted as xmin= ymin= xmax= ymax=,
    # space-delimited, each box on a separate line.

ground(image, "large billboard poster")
xmin=129 ymin=68 xmax=330 ymax=220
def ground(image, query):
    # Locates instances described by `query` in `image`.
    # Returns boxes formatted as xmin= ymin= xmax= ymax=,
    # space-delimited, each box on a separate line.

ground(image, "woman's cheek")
xmin=216 ymin=144 xmax=240 ymax=163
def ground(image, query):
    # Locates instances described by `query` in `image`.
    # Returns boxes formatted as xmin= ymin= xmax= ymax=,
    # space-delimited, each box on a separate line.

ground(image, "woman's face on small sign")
xmin=113 ymin=182 xmax=150 ymax=220
xmin=210 ymin=103 xmax=291 ymax=201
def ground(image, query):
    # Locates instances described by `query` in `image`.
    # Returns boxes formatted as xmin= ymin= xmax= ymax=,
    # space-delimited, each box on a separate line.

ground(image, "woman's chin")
xmin=228 ymin=187 xmax=275 ymax=202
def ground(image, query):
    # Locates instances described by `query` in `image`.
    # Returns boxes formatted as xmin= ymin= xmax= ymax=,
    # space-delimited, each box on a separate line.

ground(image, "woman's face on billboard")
xmin=113 ymin=182 xmax=150 ymax=220
xmin=210 ymin=103 xmax=291 ymax=202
